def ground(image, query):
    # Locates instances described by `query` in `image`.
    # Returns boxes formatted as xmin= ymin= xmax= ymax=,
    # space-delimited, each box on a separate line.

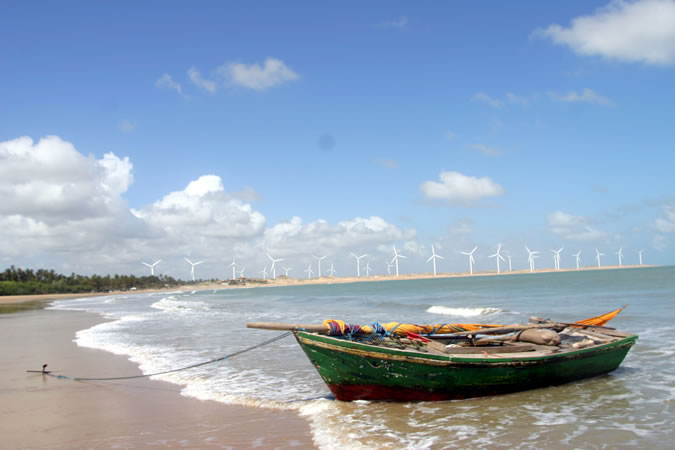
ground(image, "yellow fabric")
xmin=322 ymin=307 xmax=625 ymax=336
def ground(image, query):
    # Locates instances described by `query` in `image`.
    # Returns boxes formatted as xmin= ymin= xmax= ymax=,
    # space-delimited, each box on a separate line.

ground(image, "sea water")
xmin=51 ymin=266 xmax=675 ymax=448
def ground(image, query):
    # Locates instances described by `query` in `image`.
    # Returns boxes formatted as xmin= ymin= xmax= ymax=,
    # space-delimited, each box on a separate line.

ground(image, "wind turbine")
xmin=312 ymin=254 xmax=328 ymax=278
xmin=184 ymin=257 xmax=204 ymax=281
xmin=573 ymin=251 xmax=581 ymax=270
xmin=283 ymin=266 xmax=293 ymax=277
xmin=238 ymin=267 xmax=246 ymax=278
xmin=266 ymin=253 xmax=284 ymax=279
xmin=141 ymin=259 xmax=161 ymax=276
xmin=259 ymin=266 xmax=268 ymax=280
xmin=552 ymin=247 xmax=564 ymax=271
xmin=595 ymin=248 xmax=604 ymax=267
xmin=385 ymin=260 xmax=393 ymax=276
xmin=638 ymin=249 xmax=645 ymax=265
xmin=228 ymin=257 xmax=237 ymax=280
xmin=616 ymin=247 xmax=624 ymax=266
xmin=426 ymin=245 xmax=445 ymax=276
xmin=328 ymin=264 xmax=337 ymax=277
xmin=460 ymin=247 xmax=478 ymax=275
xmin=489 ymin=244 xmax=505 ymax=274
xmin=507 ymin=255 xmax=512 ymax=272
xmin=364 ymin=262 xmax=372 ymax=277
xmin=391 ymin=246 xmax=407 ymax=277
xmin=525 ymin=246 xmax=539 ymax=272
xmin=304 ymin=264 xmax=314 ymax=279
xmin=350 ymin=253 xmax=368 ymax=277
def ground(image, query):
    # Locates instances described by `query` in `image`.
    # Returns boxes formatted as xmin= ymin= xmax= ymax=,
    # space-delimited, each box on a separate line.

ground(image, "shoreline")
xmin=0 ymin=308 xmax=314 ymax=448
xmin=1 ymin=264 xmax=658 ymax=307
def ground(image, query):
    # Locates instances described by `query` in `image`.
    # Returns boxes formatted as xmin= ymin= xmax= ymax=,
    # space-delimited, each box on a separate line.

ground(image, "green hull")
xmin=295 ymin=331 xmax=637 ymax=402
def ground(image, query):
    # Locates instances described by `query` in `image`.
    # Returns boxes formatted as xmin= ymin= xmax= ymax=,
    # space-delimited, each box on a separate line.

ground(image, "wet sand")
xmin=0 ymin=309 xmax=314 ymax=448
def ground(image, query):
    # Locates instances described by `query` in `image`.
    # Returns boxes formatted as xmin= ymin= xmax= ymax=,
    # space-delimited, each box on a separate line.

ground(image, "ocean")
xmin=51 ymin=266 xmax=675 ymax=449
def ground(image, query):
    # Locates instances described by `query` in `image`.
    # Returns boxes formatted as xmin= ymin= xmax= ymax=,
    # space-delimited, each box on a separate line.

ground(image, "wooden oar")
xmin=445 ymin=323 xmax=565 ymax=337
xmin=247 ymin=322 xmax=328 ymax=333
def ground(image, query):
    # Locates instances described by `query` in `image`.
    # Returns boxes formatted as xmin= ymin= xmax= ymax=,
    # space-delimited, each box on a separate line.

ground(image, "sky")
xmin=1 ymin=0 xmax=675 ymax=280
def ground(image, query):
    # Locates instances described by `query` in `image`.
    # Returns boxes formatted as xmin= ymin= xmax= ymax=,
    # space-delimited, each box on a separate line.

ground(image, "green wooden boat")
xmin=293 ymin=325 xmax=637 ymax=402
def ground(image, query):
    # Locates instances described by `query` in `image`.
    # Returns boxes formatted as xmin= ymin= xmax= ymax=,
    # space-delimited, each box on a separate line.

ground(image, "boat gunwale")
xmin=295 ymin=330 xmax=638 ymax=365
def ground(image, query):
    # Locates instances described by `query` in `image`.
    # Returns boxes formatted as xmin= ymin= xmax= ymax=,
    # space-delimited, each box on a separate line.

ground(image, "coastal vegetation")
xmin=0 ymin=266 xmax=185 ymax=296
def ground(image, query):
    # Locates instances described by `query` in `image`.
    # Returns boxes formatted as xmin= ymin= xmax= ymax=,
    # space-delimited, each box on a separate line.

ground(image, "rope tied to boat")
xmin=26 ymin=331 xmax=293 ymax=382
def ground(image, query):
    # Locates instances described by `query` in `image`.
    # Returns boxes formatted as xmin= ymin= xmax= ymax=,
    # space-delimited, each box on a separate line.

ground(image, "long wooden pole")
xmin=246 ymin=322 xmax=328 ymax=333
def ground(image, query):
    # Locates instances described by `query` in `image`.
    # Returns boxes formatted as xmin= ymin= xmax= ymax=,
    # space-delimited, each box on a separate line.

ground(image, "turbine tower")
xmin=507 ymin=255 xmax=512 ymax=272
xmin=328 ymin=264 xmax=337 ymax=277
xmin=525 ymin=246 xmax=539 ymax=272
xmin=283 ymin=266 xmax=293 ymax=277
xmin=460 ymin=247 xmax=478 ymax=275
xmin=142 ymin=259 xmax=161 ymax=276
xmin=312 ymin=254 xmax=328 ymax=278
xmin=266 ymin=253 xmax=284 ymax=279
xmin=426 ymin=245 xmax=445 ymax=276
xmin=616 ymin=247 xmax=624 ymax=266
xmin=184 ymin=257 xmax=204 ymax=281
xmin=638 ymin=249 xmax=645 ymax=265
xmin=552 ymin=247 xmax=564 ymax=271
xmin=228 ymin=257 xmax=237 ymax=280
xmin=385 ymin=260 xmax=393 ymax=276
xmin=238 ymin=267 xmax=246 ymax=278
xmin=489 ymin=244 xmax=505 ymax=274
xmin=595 ymin=248 xmax=604 ymax=267
xmin=573 ymin=251 xmax=581 ymax=270
xmin=391 ymin=246 xmax=407 ymax=277
xmin=304 ymin=264 xmax=314 ymax=279
xmin=350 ymin=253 xmax=368 ymax=277
xmin=259 ymin=266 xmax=268 ymax=280
xmin=364 ymin=262 xmax=372 ymax=277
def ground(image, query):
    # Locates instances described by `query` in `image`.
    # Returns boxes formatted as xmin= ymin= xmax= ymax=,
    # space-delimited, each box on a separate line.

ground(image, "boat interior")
xmin=330 ymin=324 xmax=635 ymax=359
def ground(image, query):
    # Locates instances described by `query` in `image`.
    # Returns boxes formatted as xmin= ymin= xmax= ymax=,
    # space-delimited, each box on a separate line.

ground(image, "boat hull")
xmin=295 ymin=331 xmax=637 ymax=402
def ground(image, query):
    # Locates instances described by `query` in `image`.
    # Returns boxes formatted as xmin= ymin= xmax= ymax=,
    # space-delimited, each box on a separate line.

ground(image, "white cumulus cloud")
xmin=654 ymin=205 xmax=675 ymax=232
xmin=0 ymin=136 xmax=150 ymax=264
xmin=155 ymin=73 xmax=186 ymax=97
xmin=133 ymin=175 xmax=266 ymax=240
xmin=548 ymin=88 xmax=612 ymax=104
xmin=263 ymin=216 xmax=415 ymax=257
xmin=377 ymin=17 xmax=409 ymax=29
xmin=420 ymin=171 xmax=504 ymax=206
xmin=220 ymin=58 xmax=299 ymax=91
xmin=0 ymin=136 xmax=132 ymax=222
xmin=548 ymin=210 xmax=607 ymax=241
xmin=471 ymin=92 xmax=503 ymax=108
xmin=188 ymin=67 xmax=217 ymax=93
xmin=537 ymin=0 xmax=675 ymax=65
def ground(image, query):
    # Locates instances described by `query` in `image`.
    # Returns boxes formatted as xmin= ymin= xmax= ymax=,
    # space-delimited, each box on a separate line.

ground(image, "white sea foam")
xmin=150 ymin=296 xmax=210 ymax=313
xmin=426 ymin=306 xmax=503 ymax=317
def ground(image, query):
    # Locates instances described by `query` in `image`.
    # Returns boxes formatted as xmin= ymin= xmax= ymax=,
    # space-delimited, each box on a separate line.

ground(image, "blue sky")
xmin=2 ymin=1 xmax=674 ymax=279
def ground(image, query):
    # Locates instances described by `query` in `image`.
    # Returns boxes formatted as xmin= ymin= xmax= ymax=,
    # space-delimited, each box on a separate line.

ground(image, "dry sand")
xmin=0 ymin=309 xmax=313 ymax=448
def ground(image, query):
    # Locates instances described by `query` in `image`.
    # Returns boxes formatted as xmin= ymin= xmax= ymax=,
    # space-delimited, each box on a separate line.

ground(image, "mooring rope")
xmin=27 ymin=331 xmax=293 ymax=381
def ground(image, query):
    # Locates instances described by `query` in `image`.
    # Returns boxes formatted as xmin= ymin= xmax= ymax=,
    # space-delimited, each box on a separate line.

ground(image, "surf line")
xmin=26 ymin=331 xmax=293 ymax=381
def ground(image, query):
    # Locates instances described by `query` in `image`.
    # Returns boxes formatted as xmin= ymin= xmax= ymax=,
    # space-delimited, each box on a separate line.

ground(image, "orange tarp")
xmin=573 ymin=305 xmax=626 ymax=327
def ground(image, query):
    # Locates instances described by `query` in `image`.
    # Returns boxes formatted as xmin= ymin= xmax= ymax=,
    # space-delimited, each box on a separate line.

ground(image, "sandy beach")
xmin=0 ymin=264 xmax=654 ymax=448
xmin=0 ymin=309 xmax=313 ymax=448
